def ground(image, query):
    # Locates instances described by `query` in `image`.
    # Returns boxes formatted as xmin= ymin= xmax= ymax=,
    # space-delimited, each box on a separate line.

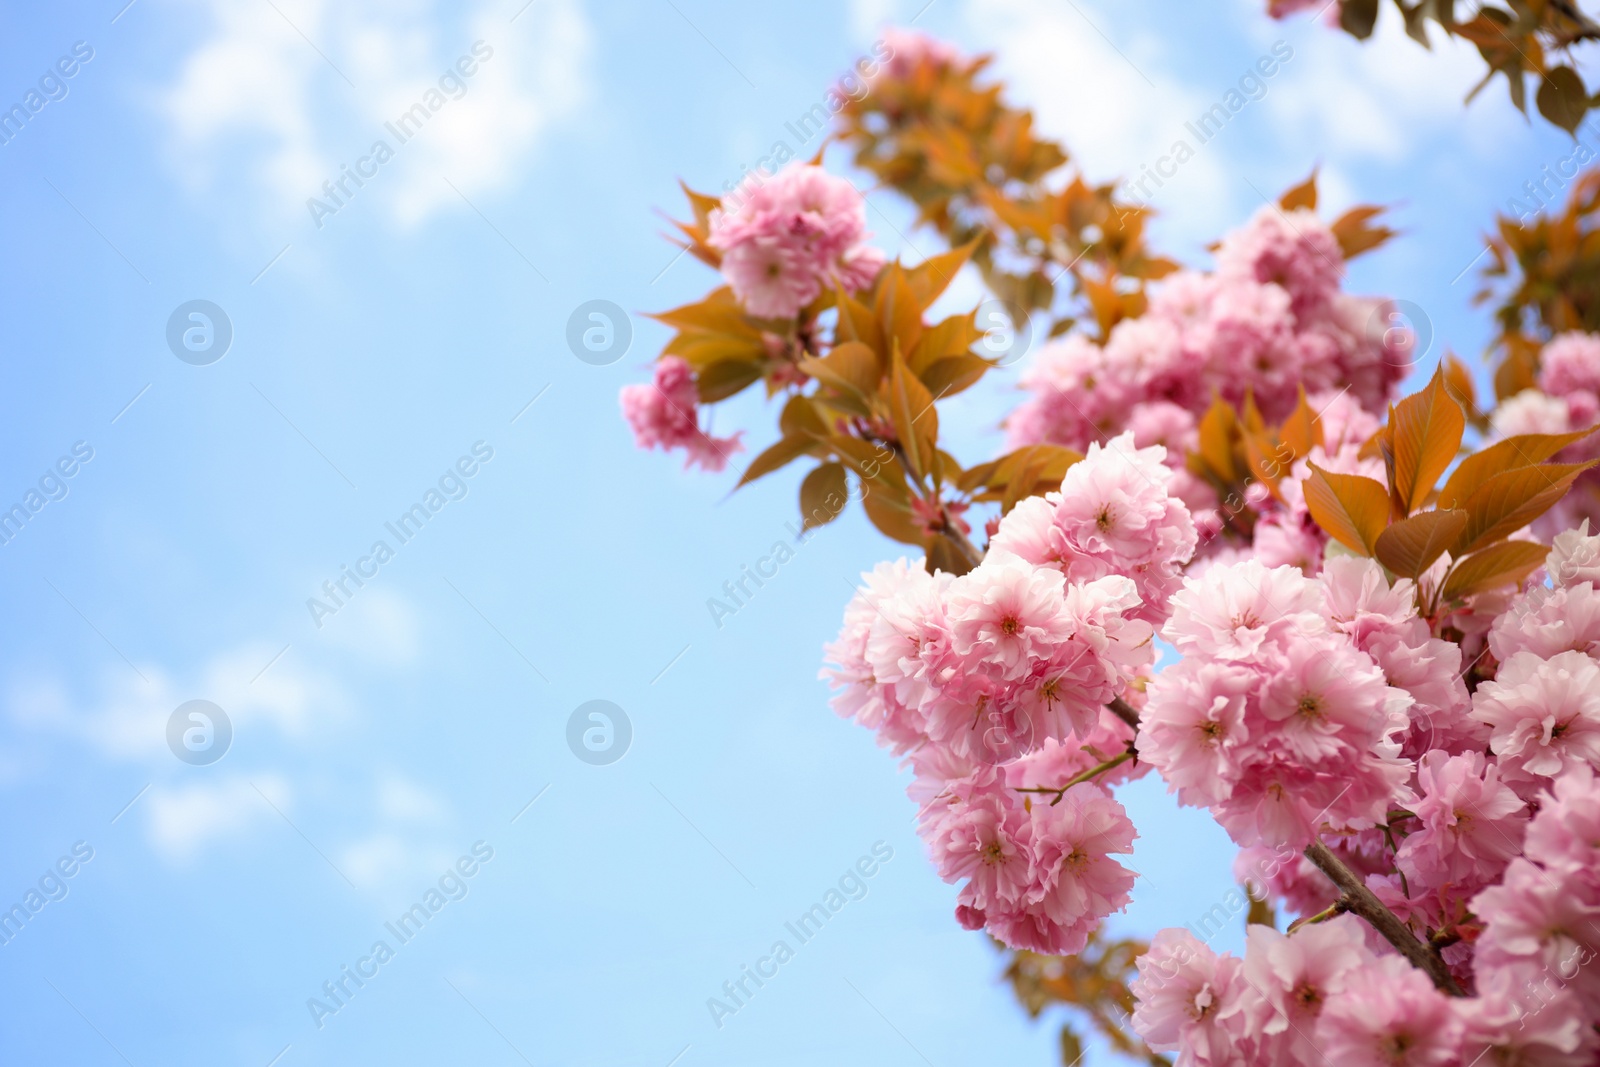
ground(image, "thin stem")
xmin=1015 ymin=749 xmax=1135 ymax=805
xmin=887 ymin=440 xmax=984 ymax=570
xmin=1381 ymin=824 xmax=1411 ymax=899
xmin=1303 ymin=840 xmax=1464 ymax=996
xmin=1286 ymin=900 xmax=1347 ymax=934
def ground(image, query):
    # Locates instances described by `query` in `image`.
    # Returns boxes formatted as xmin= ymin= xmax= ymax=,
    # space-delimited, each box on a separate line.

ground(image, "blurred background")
xmin=0 ymin=0 xmax=1569 ymax=1063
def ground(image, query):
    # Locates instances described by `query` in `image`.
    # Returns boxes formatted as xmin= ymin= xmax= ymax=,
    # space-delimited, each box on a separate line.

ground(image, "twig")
xmin=1302 ymin=840 xmax=1464 ymax=996
xmin=1015 ymin=749 xmax=1136 ymax=805
xmin=1286 ymin=899 xmax=1348 ymax=934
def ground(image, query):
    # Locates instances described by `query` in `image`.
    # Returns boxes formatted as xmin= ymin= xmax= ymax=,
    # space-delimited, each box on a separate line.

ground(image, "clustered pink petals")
xmin=707 ymin=162 xmax=886 ymax=318
xmin=823 ymin=437 xmax=1198 ymax=951
xmin=1471 ymin=650 xmax=1600 ymax=787
xmin=1006 ymin=206 xmax=1409 ymax=483
xmin=990 ymin=434 xmax=1197 ymax=627
xmin=921 ymin=767 xmax=1138 ymax=956
xmin=1139 ymin=557 xmax=1414 ymax=849
xmin=619 ymin=356 xmax=744 ymax=472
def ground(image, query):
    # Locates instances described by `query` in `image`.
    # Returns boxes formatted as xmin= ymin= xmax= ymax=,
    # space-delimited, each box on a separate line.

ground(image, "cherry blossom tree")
xmin=622 ymin=29 xmax=1600 ymax=1067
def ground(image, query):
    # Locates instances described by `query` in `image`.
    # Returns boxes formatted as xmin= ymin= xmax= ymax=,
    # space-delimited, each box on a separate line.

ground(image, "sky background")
xmin=0 ymin=0 xmax=1579 ymax=1064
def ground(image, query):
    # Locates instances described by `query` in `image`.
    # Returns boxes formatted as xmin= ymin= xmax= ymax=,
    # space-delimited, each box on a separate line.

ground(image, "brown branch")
xmin=1107 ymin=696 xmax=1141 ymax=730
xmin=1302 ymin=840 xmax=1464 ymax=996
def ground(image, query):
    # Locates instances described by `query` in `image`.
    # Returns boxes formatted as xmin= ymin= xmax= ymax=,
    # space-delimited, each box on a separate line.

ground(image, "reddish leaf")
xmin=1441 ymin=540 xmax=1552 ymax=601
xmin=1453 ymin=462 xmax=1597 ymax=555
xmin=1437 ymin=426 xmax=1600 ymax=509
xmin=1374 ymin=509 xmax=1468 ymax=579
xmin=1304 ymin=463 xmax=1390 ymax=555
xmin=1391 ymin=368 xmax=1465 ymax=515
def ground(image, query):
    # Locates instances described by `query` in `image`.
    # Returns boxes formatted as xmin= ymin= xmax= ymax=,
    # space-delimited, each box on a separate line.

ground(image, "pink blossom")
xmin=873 ymin=28 xmax=965 ymax=81
xmin=1163 ymin=558 xmax=1324 ymax=662
xmin=1130 ymin=929 xmax=1248 ymax=1067
xmin=1473 ymin=857 xmax=1600 ymax=1011
xmin=709 ymin=163 xmax=882 ymax=318
xmin=1396 ymin=750 xmax=1528 ymax=891
xmin=1549 ymin=519 xmax=1600 ymax=588
xmin=998 ymin=783 xmax=1138 ymax=954
xmin=1235 ymin=916 xmax=1373 ymax=1065
xmin=1316 ymin=955 xmax=1461 ymax=1067
xmin=1457 ymin=962 xmax=1598 ymax=1067
xmin=1259 ymin=633 xmax=1401 ymax=763
xmin=944 ymin=551 xmax=1073 ymax=683
xmin=1524 ymin=765 xmax=1600 ymax=879
xmin=1493 ymin=388 xmax=1573 ymax=439
xmin=1320 ymin=556 xmax=1418 ymax=644
xmin=1539 ymin=332 xmax=1600 ymax=398
xmin=1233 ymin=845 xmax=1338 ymax=919
xmin=918 ymin=771 xmax=1137 ymax=955
xmin=1471 ymin=650 xmax=1600 ymax=782
xmin=1138 ymin=660 xmax=1257 ymax=808
xmin=619 ymin=356 xmax=744 ymax=471
xmin=1214 ymin=205 xmax=1344 ymax=320
xmin=1490 ymin=582 xmax=1600 ymax=663
xmin=822 ymin=558 xmax=948 ymax=753
xmin=919 ymin=769 xmax=1034 ymax=917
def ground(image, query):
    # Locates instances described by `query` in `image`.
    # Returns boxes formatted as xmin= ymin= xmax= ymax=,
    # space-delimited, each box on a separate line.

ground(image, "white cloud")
xmin=849 ymin=0 xmax=903 ymax=41
xmin=319 ymin=587 xmax=421 ymax=665
xmin=159 ymin=0 xmax=590 ymax=229
xmin=1245 ymin=3 xmax=1519 ymax=165
xmin=845 ymin=0 xmax=1521 ymax=246
xmin=145 ymin=774 xmax=289 ymax=861
xmin=376 ymin=775 xmax=446 ymax=823
xmin=6 ymin=642 xmax=346 ymax=763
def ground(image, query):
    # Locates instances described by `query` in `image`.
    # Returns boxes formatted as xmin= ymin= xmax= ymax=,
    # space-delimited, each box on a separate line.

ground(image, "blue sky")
xmin=0 ymin=0 xmax=1579 ymax=1064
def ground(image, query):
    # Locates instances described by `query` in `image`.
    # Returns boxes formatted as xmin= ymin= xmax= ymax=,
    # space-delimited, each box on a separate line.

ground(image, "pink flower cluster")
xmin=619 ymin=356 xmax=744 ymax=472
xmin=823 ymin=433 xmax=1198 ymax=952
xmin=1131 ymin=526 xmax=1600 ymax=1066
xmin=1006 ymin=206 xmax=1410 ymax=516
xmin=872 ymin=28 xmax=963 ymax=81
xmin=1491 ymin=331 xmax=1600 ymax=533
xmin=1131 ymin=909 xmax=1599 ymax=1067
xmin=1138 ymin=557 xmax=1415 ymax=850
xmin=708 ymin=163 xmax=886 ymax=319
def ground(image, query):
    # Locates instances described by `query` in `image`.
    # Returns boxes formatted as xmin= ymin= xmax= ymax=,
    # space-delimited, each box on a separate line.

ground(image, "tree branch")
xmin=1302 ymin=840 xmax=1464 ymax=996
xmin=1107 ymin=696 xmax=1141 ymax=730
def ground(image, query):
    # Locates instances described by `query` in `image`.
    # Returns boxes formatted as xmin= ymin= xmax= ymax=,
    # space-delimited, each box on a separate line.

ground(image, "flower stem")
xmin=1286 ymin=900 xmax=1347 ymax=934
xmin=1015 ymin=749 xmax=1136 ymax=805
xmin=1302 ymin=840 xmax=1463 ymax=996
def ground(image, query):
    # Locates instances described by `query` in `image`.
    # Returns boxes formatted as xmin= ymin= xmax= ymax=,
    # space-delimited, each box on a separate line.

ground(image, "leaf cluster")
xmin=1331 ymin=0 xmax=1600 ymax=132
xmin=1303 ymin=368 xmax=1596 ymax=606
